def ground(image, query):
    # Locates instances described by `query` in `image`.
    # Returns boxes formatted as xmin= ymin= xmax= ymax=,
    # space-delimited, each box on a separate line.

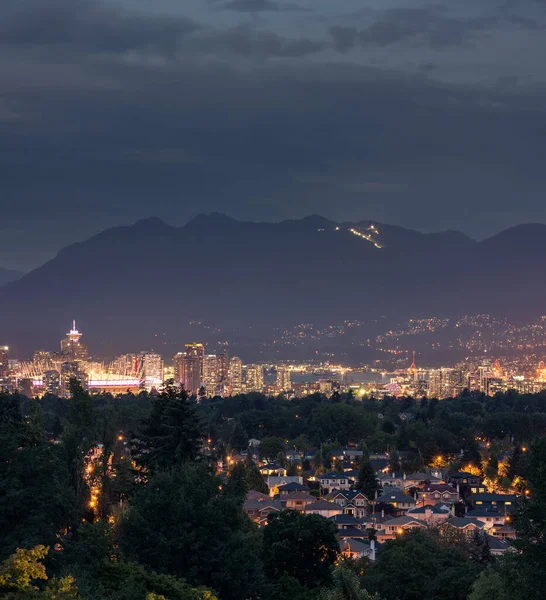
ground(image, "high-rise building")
xmin=173 ymin=352 xmax=186 ymax=385
xmin=183 ymin=343 xmax=205 ymax=394
xmin=61 ymin=321 xmax=88 ymax=361
xmin=245 ymin=364 xmax=264 ymax=392
xmin=229 ymin=357 xmax=243 ymax=395
xmin=141 ymin=352 xmax=163 ymax=388
xmin=217 ymin=352 xmax=229 ymax=383
xmin=428 ymin=370 xmax=442 ymax=398
xmin=44 ymin=370 xmax=61 ymax=396
xmin=110 ymin=354 xmax=139 ymax=378
xmin=276 ymin=365 xmax=291 ymax=393
xmin=203 ymin=354 xmax=219 ymax=392
xmin=0 ymin=345 xmax=9 ymax=378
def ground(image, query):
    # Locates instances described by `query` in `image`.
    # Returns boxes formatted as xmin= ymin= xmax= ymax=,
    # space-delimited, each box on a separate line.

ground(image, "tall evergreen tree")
xmin=357 ymin=458 xmax=379 ymax=500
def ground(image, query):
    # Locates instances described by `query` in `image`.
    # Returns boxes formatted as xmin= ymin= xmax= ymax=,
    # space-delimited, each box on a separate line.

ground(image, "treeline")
xmin=1 ymin=384 xmax=546 ymax=599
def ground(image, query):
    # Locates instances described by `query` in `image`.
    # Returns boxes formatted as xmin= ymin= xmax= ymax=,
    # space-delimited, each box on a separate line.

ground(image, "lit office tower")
xmin=245 ymin=364 xmax=264 ymax=392
xmin=183 ymin=343 xmax=205 ymax=394
xmin=203 ymin=355 xmax=219 ymax=391
xmin=111 ymin=354 xmax=139 ymax=377
xmin=276 ymin=365 xmax=291 ymax=393
xmin=428 ymin=370 xmax=442 ymax=398
xmin=61 ymin=321 xmax=88 ymax=361
xmin=173 ymin=352 xmax=186 ymax=385
xmin=44 ymin=370 xmax=61 ymax=396
xmin=229 ymin=357 xmax=243 ymax=395
xmin=141 ymin=352 xmax=164 ymax=388
xmin=217 ymin=352 xmax=229 ymax=383
xmin=0 ymin=345 xmax=9 ymax=377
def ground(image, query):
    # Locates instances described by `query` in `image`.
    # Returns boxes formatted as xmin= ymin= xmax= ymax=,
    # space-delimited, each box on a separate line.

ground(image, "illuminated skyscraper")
xmin=0 ymin=345 xmax=9 ymax=377
xmin=245 ymin=364 xmax=264 ymax=392
xmin=61 ymin=321 xmax=88 ymax=361
xmin=60 ymin=361 xmax=87 ymax=397
xmin=183 ymin=343 xmax=205 ymax=394
xmin=173 ymin=352 xmax=186 ymax=385
xmin=141 ymin=352 xmax=163 ymax=388
xmin=44 ymin=370 xmax=61 ymax=396
xmin=203 ymin=354 xmax=219 ymax=391
xmin=217 ymin=352 xmax=229 ymax=383
xmin=428 ymin=370 xmax=442 ymax=398
xmin=229 ymin=357 xmax=243 ymax=395
xmin=276 ymin=365 xmax=291 ymax=393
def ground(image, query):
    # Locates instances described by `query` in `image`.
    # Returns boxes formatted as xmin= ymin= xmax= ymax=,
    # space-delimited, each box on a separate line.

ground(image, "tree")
xmin=387 ymin=450 xmax=401 ymax=473
xmin=357 ymin=458 xmax=379 ymax=500
xmin=134 ymin=386 xmax=202 ymax=472
xmin=321 ymin=564 xmax=382 ymax=600
xmin=468 ymin=565 xmax=511 ymax=600
xmin=229 ymin=420 xmax=248 ymax=452
xmin=263 ymin=511 xmax=339 ymax=589
xmin=259 ymin=437 xmax=286 ymax=461
xmin=245 ymin=461 xmax=269 ymax=495
xmin=119 ymin=463 xmax=264 ymax=600
xmin=0 ymin=545 xmax=79 ymax=599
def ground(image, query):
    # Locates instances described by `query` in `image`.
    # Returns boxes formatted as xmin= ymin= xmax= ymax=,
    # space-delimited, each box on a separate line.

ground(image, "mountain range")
xmin=0 ymin=213 xmax=544 ymax=360
xmin=0 ymin=268 xmax=24 ymax=287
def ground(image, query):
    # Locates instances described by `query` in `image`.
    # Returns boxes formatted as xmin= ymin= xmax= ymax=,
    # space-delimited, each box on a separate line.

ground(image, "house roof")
xmin=362 ymin=512 xmax=395 ymax=525
xmin=246 ymin=490 xmax=270 ymax=501
xmin=494 ymin=524 xmax=515 ymax=534
xmin=406 ymin=472 xmax=441 ymax=482
xmin=384 ymin=516 xmax=427 ymax=527
xmin=370 ymin=459 xmax=389 ymax=471
xmin=243 ymin=499 xmax=282 ymax=512
xmin=278 ymin=482 xmax=309 ymax=492
xmin=304 ymin=500 xmax=342 ymax=512
xmin=467 ymin=508 xmax=506 ymax=518
xmin=317 ymin=472 xmax=351 ymax=480
xmin=336 ymin=526 xmax=368 ymax=539
xmin=283 ymin=491 xmax=315 ymax=501
xmin=421 ymin=484 xmax=458 ymax=493
xmin=447 ymin=517 xmax=484 ymax=529
xmin=378 ymin=471 xmax=405 ymax=481
xmin=408 ymin=503 xmax=450 ymax=515
xmin=449 ymin=471 xmax=479 ymax=479
xmin=486 ymin=535 xmax=511 ymax=551
xmin=329 ymin=514 xmax=361 ymax=525
xmin=329 ymin=490 xmax=368 ymax=501
xmin=379 ymin=491 xmax=416 ymax=504
xmin=339 ymin=538 xmax=373 ymax=554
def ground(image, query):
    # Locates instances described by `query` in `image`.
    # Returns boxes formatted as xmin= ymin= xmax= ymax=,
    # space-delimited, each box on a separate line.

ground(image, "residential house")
xmin=445 ymin=517 xmax=485 ymax=534
xmin=378 ymin=472 xmax=406 ymax=489
xmin=339 ymin=538 xmax=377 ymax=561
xmin=317 ymin=472 xmax=353 ymax=494
xmin=336 ymin=526 xmax=368 ymax=540
xmin=247 ymin=490 xmax=270 ymax=502
xmin=470 ymin=493 xmax=516 ymax=513
xmin=377 ymin=516 xmax=427 ymax=541
xmin=466 ymin=508 xmax=509 ymax=530
xmin=286 ymin=450 xmax=302 ymax=463
xmin=243 ymin=499 xmax=282 ymax=526
xmin=407 ymin=503 xmax=451 ymax=525
xmin=267 ymin=475 xmax=303 ymax=496
xmin=283 ymin=492 xmax=316 ymax=512
xmin=361 ymin=512 xmax=394 ymax=536
xmin=379 ymin=491 xmax=416 ymax=516
xmin=369 ymin=458 xmax=389 ymax=473
xmin=417 ymin=483 xmax=459 ymax=506
xmin=260 ymin=462 xmax=287 ymax=477
xmin=343 ymin=448 xmax=364 ymax=462
xmin=304 ymin=499 xmax=343 ymax=518
xmin=329 ymin=514 xmax=362 ymax=530
xmin=486 ymin=535 xmax=512 ymax=557
xmin=403 ymin=472 xmax=441 ymax=490
xmin=277 ymin=482 xmax=310 ymax=496
xmin=447 ymin=472 xmax=486 ymax=498
xmin=491 ymin=524 xmax=516 ymax=540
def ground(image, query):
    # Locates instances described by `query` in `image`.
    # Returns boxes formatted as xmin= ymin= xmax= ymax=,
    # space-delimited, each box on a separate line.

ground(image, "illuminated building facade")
xmin=141 ymin=352 xmax=163 ymax=389
xmin=203 ymin=354 xmax=219 ymax=392
xmin=229 ymin=356 xmax=243 ymax=395
xmin=44 ymin=370 xmax=61 ymax=395
xmin=61 ymin=321 xmax=88 ymax=361
xmin=0 ymin=345 xmax=9 ymax=379
xmin=245 ymin=364 xmax=264 ymax=392
xmin=173 ymin=352 xmax=186 ymax=385
xmin=276 ymin=365 xmax=291 ymax=393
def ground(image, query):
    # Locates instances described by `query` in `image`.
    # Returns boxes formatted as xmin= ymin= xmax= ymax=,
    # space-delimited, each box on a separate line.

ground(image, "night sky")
xmin=1 ymin=0 xmax=546 ymax=271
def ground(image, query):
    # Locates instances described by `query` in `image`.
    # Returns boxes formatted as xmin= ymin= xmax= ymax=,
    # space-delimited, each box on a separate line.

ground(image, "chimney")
xmin=381 ymin=509 xmax=385 ymax=518
xmin=404 ymin=473 xmax=407 ymax=480
xmin=370 ymin=539 xmax=376 ymax=562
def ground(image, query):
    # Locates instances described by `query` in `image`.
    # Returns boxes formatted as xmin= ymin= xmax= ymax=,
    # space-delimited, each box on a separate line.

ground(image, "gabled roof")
xmin=447 ymin=517 xmax=484 ymax=529
xmin=283 ymin=491 xmax=315 ymax=501
xmin=378 ymin=471 xmax=405 ymax=481
xmin=243 ymin=499 xmax=282 ymax=512
xmin=339 ymin=538 xmax=373 ymax=554
xmin=329 ymin=489 xmax=368 ymax=501
xmin=467 ymin=508 xmax=506 ymax=518
xmin=370 ymin=459 xmax=389 ymax=471
xmin=486 ymin=535 xmax=511 ymax=551
xmin=362 ymin=512 xmax=395 ymax=525
xmin=384 ymin=516 xmax=427 ymax=527
xmin=329 ymin=514 xmax=361 ymax=525
xmin=405 ymin=472 xmax=441 ymax=482
xmin=304 ymin=500 xmax=342 ymax=512
xmin=337 ymin=526 xmax=367 ymax=538
xmin=421 ymin=484 xmax=458 ymax=493
xmin=380 ymin=491 xmax=416 ymax=504
xmin=449 ymin=471 xmax=479 ymax=479
xmin=318 ymin=472 xmax=351 ymax=480
xmin=408 ymin=503 xmax=450 ymax=515
xmin=246 ymin=490 xmax=270 ymax=501
xmin=278 ymin=482 xmax=309 ymax=492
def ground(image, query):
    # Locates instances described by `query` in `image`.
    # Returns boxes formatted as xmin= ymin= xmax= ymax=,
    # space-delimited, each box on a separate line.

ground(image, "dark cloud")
xmin=330 ymin=26 xmax=359 ymax=54
xmin=222 ymin=0 xmax=305 ymax=12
